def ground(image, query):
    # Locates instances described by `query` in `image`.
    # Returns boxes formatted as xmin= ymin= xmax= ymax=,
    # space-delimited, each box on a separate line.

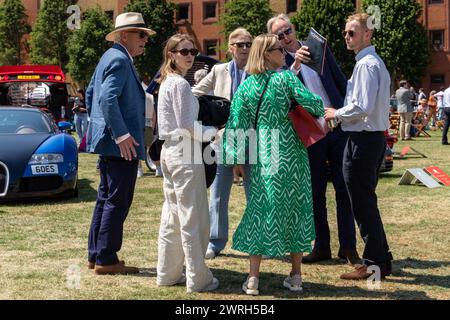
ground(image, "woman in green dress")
xmin=222 ymin=34 xmax=324 ymax=295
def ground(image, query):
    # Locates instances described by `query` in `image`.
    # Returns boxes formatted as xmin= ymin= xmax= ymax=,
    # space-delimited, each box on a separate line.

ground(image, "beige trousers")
xmin=156 ymin=139 xmax=213 ymax=292
xmin=399 ymin=112 xmax=413 ymax=139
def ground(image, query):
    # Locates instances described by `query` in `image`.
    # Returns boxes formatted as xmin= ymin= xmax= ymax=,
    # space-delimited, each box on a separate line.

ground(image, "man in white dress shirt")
xmin=325 ymin=13 xmax=393 ymax=280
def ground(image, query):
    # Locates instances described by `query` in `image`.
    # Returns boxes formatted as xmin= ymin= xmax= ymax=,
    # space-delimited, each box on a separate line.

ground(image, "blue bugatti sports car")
xmin=0 ymin=107 xmax=78 ymax=200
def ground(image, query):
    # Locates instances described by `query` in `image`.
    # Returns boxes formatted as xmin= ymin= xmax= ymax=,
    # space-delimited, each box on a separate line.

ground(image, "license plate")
xmin=18 ymin=75 xmax=41 ymax=80
xmin=31 ymin=164 xmax=59 ymax=175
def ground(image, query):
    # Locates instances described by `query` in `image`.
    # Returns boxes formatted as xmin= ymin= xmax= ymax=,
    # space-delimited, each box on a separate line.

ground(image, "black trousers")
xmin=88 ymin=156 xmax=138 ymax=265
xmin=342 ymin=131 xmax=393 ymax=268
xmin=308 ymin=127 xmax=356 ymax=251
xmin=442 ymin=108 xmax=450 ymax=144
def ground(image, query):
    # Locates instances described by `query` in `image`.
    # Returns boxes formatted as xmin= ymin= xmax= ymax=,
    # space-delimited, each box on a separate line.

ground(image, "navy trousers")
xmin=308 ymin=127 xmax=356 ymax=251
xmin=88 ymin=156 xmax=138 ymax=266
xmin=342 ymin=131 xmax=393 ymax=269
xmin=442 ymin=108 xmax=450 ymax=144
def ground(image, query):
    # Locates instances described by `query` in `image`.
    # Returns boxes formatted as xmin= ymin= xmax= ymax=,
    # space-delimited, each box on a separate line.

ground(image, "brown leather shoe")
xmin=88 ymin=260 xmax=125 ymax=270
xmin=340 ymin=264 xmax=390 ymax=280
xmin=302 ymin=248 xmax=332 ymax=263
xmin=94 ymin=263 xmax=139 ymax=275
xmin=337 ymin=248 xmax=362 ymax=266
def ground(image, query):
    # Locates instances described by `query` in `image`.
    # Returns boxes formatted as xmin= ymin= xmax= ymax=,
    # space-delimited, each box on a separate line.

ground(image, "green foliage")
xmin=362 ymin=0 xmax=431 ymax=86
xmin=291 ymin=0 xmax=355 ymax=77
xmin=219 ymin=0 xmax=273 ymax=40
xmin=29 ymin=0 xmax=77 ymax=70
xmin=0 ymin=0 xmax=31 ymax=65
xmin=124 ymin=0 xmax=177 ymax=79
xmin=66 ymin=8 xmax=113 ymax=87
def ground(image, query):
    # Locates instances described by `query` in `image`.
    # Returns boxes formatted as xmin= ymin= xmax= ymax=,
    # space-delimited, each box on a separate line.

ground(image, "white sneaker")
xmin=283 ymin=274 xmax=303 ymax=292
xmin=137 ymin=167 xmax=144 ymax=178
xmin=242 ymin=276 xmax=259 ymax=295
xmin=155 ymin=167 xmax=163 ymax=177
xmin=205 ymin=248 xmax=216 ymax=259
xmin=187 ymin=277 xmax=219 ymax=293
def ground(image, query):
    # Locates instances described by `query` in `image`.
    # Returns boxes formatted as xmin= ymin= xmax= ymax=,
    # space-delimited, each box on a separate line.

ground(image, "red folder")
xmin=288 ymin=105 xmax=329 ymax=148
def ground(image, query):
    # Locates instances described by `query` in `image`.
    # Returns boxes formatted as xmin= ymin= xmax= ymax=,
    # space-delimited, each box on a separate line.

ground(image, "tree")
xmin=219 ymin=0 xmax=273 ymax=40
xmin=0 ymin=0 xmax=30 ymax=65
xmin=29 ymin=0 xmax=76 ymax=70
xmin=124 ymin=0 xmax=177 ymax=79
xmin=362 ymin=0 xmax=431 ymax=86
xmin=67 ymin=8 xmax=113 ymax=88
xmin=291 ymin=0 xmax=355 ymax=77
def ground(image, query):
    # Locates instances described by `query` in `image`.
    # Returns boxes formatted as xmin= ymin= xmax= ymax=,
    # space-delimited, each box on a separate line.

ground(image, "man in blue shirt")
xmin=267 ymin=14 xmax=360 ymax=265
xmin=326 ymin=13 xmax=393 ymax=280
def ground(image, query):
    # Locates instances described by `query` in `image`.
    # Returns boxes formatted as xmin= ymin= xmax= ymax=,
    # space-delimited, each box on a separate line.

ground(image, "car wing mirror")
xmin=58 ymin=121 xmax=72 ymax=132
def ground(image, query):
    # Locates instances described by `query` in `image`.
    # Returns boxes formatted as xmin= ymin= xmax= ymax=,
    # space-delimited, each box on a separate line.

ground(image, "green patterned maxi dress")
xmin=222 ymin=70 xmax=324 ymax=257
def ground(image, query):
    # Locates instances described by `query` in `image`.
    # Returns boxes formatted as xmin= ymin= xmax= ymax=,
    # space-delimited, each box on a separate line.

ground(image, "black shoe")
xmin=442 ymin=142 xmax=449 ymax=145
xmin=303 ymin=248 xmax=332 ymax=263
xmin=337 ymin=248 xmax=362 ymax=266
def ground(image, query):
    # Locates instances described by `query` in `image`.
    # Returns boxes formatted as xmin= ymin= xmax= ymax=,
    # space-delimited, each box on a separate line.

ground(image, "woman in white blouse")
xmin=156 ymin=34 xmax=219 ymax=293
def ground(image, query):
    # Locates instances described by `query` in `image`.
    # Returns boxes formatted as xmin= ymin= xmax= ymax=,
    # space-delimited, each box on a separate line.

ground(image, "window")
xmin=203 ymin=2 xmax=217 ymax=20
xmin=204 ymin=40 xmax=218 ymax=57
xmin=430 ymin=30 xmax=444 ymax=49
xmin=105 ymin=11 xmax=114 ymax=21
xmin=428 ymin=0 xmax=444 ymax=4
xmin=177 ymin=3 xmax=190 ymax=22
xmin=286 ymin=0 xmax=297 ymax=13
xmin=431 ymin=74 xmax=445 ymax=84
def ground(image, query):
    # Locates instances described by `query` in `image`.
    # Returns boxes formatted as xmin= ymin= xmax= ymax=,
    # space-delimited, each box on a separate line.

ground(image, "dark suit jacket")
xmin=285 ymin=41 xmax=347 ymax=109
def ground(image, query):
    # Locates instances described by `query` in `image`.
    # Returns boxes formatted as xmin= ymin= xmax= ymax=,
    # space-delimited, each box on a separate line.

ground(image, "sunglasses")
xmin=342 ymin=30 xmax=357 ymax=38
xmin=277 ymin=27 xmax=293 ymax=41
xmin=231 ymin=42 xmax=252 ymax=49
xmin=268 ymin=47 xmax=284 ymax=54
xmin=129 ymin=30 xmax=148 ymax=39
xmin=171 ymin=48 xmax=199 ymax=56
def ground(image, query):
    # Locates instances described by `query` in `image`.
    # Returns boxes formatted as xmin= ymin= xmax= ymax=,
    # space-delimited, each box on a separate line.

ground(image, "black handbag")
xmin=149 ymin=95 xmax=231 ymax=188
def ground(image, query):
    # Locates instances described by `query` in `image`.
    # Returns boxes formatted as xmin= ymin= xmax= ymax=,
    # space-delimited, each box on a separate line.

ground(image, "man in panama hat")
xmin=86 ymin=12 xmax=155 ymax=275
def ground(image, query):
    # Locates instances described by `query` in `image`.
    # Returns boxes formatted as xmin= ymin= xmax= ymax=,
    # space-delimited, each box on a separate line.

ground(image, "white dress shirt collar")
xmin=356 ymin=45 xmax=375 ymax=62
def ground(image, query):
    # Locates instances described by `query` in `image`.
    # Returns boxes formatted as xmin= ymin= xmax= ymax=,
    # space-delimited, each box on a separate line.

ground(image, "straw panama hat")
xmin=106 ymin=12 xmax=156 ymax=42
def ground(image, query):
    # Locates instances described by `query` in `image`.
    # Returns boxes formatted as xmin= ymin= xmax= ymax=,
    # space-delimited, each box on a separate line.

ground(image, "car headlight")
xmin=28 ymin=154 xmax=64 ymax=165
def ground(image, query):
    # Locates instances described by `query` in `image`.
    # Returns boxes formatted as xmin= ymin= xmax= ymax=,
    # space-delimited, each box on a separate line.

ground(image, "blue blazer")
xmin=85 ymin=44 xmax=146 ymax=160
xmin=286 ymin=41 xmax=347 ymax=109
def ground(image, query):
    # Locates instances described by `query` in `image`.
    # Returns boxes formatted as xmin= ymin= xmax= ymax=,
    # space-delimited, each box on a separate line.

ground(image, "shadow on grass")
xmin=387 ymin=258 xmax=450 ymax=290
xmin=0 ymin=178 xmax=98 ymax=206
xmin=208 ymin=268 xmax=433 ymax=300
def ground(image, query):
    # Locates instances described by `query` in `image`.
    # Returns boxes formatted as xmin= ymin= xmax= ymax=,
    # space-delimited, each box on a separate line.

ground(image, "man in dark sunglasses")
xmin=325 ymin=13 xmax=393 ymax=282
xmin=86 ymin=12 xmax=156 ymax=275
xmin=267 ymin=14 xmax=361 ymax=266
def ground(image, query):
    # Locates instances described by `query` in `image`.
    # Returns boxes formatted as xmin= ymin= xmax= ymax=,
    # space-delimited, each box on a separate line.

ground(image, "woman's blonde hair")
xmin=245 ymin=34 xmax=278 ymax=75
xmin=157 ymin=33 xmax=195 ymax=84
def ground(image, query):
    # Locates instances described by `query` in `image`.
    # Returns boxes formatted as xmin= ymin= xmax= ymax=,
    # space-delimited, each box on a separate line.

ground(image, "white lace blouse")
xmin=158 ymin=73 xmax=216 ymax=142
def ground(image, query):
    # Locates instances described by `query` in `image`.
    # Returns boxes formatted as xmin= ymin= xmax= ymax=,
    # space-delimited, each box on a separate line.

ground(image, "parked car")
xmin=0 ymin=106 xmax=78 ymax=200
xmin=326 ymin=130 xmax=396 ymax=177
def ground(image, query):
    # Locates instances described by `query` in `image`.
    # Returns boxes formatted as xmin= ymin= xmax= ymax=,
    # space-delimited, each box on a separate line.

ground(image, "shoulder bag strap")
xmin=254 ymin=75 xmax=271 ymax=129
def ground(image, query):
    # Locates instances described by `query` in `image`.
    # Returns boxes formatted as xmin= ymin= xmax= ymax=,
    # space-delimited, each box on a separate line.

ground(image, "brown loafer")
xmin=340 ymin=264 xmax=389 ymax=280
xmin=94 ymin=263 xmax=139 ymax=275
xmin=88 ymin=260 xmax=125 ymax=270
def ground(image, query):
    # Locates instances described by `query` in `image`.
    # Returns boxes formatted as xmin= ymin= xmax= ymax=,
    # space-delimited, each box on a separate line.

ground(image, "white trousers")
xmin=156 ymin=139 xmax=213 ymax=292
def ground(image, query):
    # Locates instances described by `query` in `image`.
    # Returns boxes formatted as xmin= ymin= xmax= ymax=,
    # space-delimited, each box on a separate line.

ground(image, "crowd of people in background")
xmin=78 ymin=7 xmax=450 ymax=296
xmin=393 ymin=82 xmax=450 ymax=144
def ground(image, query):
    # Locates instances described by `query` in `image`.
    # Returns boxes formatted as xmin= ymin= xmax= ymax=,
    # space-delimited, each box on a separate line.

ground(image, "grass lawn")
xmin=0 ymin=130 xmax=449 ymax=300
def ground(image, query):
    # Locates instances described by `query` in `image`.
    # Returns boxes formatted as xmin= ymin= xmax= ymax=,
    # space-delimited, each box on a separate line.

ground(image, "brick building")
xmin=3 ymin=0 xmax=450 ymax=91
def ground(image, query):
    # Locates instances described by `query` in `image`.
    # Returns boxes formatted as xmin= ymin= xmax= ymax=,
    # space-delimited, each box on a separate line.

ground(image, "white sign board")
xmin=399 ymin=168 xmax=442 ymax=189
